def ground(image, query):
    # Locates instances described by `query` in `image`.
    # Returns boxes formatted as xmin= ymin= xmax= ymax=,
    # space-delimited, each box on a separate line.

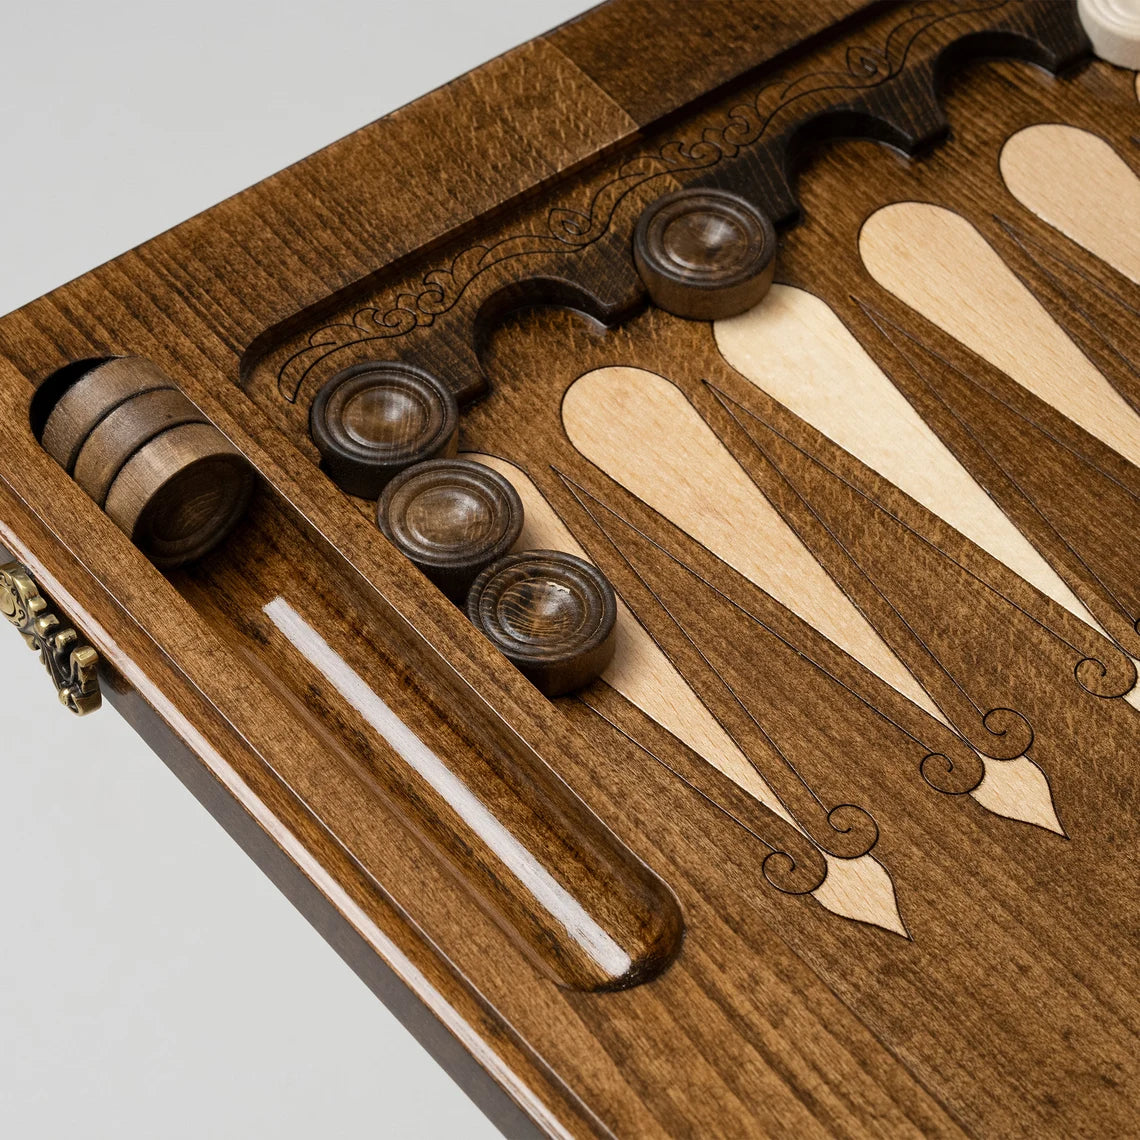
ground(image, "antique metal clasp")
xmin=0 ymin=560 xmax=101 ymax=715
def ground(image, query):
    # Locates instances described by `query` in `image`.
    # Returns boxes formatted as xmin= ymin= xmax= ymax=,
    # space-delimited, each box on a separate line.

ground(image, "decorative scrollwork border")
xmin=275 ymin=0 xmax=1008 ymax=402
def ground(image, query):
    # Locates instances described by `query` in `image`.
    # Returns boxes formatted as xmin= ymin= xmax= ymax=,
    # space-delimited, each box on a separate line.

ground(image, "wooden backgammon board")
xmin=4 ymin=1 xmax=1140 ymax=1135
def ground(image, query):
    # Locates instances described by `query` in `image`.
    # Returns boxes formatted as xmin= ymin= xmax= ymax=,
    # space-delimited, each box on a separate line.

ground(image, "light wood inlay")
xmin=714 ymin=286 xmax=1094 ymax=622
xmin=859 ymin=201 xmax=1140 ymax=469
xmin=470 ymin=452 xmax=906 ymax=935
xmin=7 ymin=0 xmax=1140 ymax=1133
xmin=970 ymin=759 xmax=1063 ymax=835
xmin=714 ymin=286 xmax=1065 ymax=832
xmin=1000 ymin=124 xmax=1140 ymax=285
xmin=265 ymin=596 xmax=636 ymax=980
xmin=561 ymin=366 xmax=938 ymax=718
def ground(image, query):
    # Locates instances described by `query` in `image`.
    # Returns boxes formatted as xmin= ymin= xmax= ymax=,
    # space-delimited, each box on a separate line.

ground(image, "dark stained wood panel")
xmin=546 ymin=0 xmax=880 ymax=124
xmin=2 ymin=1 xmax=1138 ymax=1136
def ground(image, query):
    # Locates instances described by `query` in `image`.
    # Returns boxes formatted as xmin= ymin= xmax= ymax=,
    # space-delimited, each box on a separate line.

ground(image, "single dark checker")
xmin=467 ymin=550 xmax=617 ymax=697
xmin=310 ymin=361 xmax=459 ymax=498
xmin=378 ymin=458 xmax=524 ymax=602
xmin=633 ymin=187 xmax=776 ymax=320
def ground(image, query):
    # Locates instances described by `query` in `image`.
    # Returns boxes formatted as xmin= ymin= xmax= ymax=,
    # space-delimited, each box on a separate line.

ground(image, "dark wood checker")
xmin=2 ymin=2 xmax=1139 ymax=1136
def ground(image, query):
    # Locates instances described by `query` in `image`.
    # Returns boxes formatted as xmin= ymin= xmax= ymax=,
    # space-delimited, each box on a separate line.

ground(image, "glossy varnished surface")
xmin=632 ymin=188 xmax=777 ymax=319
xmin=1 ymin=2 xmax=1138 ymax=1136
xmin=467 ymin=550 xmax=617 ymax=697
xmin=378 ymin=458 xmax=524 ymax=601
xmin=178 ymin=491 xmax=682 ymax=994
xmin=311 ymin=363 xmax=460 ymax=498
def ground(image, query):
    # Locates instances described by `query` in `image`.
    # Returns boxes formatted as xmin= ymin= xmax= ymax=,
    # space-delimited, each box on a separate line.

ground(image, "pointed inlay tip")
xmin=971 ymin=756 xmax=1065 ymax=835
xmin=814 ymin=854 xmax=909 ymax=939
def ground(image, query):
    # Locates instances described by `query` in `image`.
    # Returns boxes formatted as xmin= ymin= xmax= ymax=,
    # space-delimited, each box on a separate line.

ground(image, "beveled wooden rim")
xmin=378 ymin=457 xmax=525 ymax=571
xmin=466 ymin=549 xmax=617 ymax=665
xmin=4 ymin=3 xmax=1110 ymax=1136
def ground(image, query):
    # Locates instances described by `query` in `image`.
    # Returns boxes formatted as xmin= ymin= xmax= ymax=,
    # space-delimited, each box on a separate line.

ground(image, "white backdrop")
xmin=0 ymin=3 xmax=590 ymax=1137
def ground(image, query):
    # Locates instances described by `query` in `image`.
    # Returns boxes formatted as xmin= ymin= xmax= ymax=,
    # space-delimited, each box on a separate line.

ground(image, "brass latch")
xmin=0 ymin=561 xmax=101 ymax=715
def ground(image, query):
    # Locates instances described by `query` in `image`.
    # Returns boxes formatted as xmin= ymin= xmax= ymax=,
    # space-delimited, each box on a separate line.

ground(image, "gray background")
xmin=0 ymin=2 xmax=590 ymax=1136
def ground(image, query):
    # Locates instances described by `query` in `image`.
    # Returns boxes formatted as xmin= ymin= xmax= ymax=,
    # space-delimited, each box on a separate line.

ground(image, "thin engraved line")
xmin=860 ymin=285 xmax=1140 ymax=486
xmin=709 ymin=385 xmax=1002 ymax=726
xmin=993 ymin=213 xmax=1140 ymax=404
xmin=576 ymin=694 xmax=782 ymax=856
xmin=709 ymin=380 xmax=1099 ymax=667
xmin=861 ymin=298 xmax=1140 ymax=629
xmin=487 ymin=452 xmax=845 ymax=864
xmin=563 ymin=472 xmax=839 ymax=825
xmin=554 ymin=466 xmax=965 ymax=784
xmin=477 ymin=448 xmax=782 ymax=796
xmin=273 ymin=0 xmax=1008 ymax=401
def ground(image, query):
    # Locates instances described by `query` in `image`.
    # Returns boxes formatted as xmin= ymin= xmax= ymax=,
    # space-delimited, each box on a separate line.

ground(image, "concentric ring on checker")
xmin=378 ymin=458 xmax=524 ymax=601
xmin=467 ymin=549 xmax=617 ymax=697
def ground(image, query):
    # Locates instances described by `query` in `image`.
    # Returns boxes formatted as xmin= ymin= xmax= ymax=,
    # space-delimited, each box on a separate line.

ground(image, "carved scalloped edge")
xmin=264 ymin=0 xmax=1088 ymax=407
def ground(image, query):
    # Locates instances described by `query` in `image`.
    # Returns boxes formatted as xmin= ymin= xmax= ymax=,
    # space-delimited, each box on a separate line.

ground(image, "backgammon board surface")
xmin=2 ymin=1 xmax=1139 ymax=1136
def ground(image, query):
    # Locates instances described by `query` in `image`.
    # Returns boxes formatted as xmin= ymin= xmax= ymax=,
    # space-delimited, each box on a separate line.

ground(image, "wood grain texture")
xmin=378 ymin=458 xmax=524 ymax=602
xmin=468 ymin=451 xmax=909 ymax=934
xmin=1000 ymin=123 xmax=1140 ymax=284
xmin=469 ymin=292 xmax=1140 ymax=1136
xmin=712 ymin=287 xmax=1076 ymax=828
xmin=0 ymin=355 xmax=965 ymax=1138
xmin=544 ymin=0 xmax=876 ymax=125
xmin=860 ymin=201 xmax=1140 ymax=467
xmin=713 ymin=285 xmax=1094 ymax=628
xmin=467 ymin=550 xmax=617 ymax=697
xmin=310 ymin=362 xmax=460 ymax=498
xmin=239 ymin=0 xmax=1088 ymax=419
xmin=3 ymin=1 xmax=1139 ymax=1136
xmin=71 ymin=387 xmax=208 ymax=505
xmin=35 ymin=355 xmax=255 ymax=568
xmin=561 ymin=363 xmax=938 ymax=717
xmin=632 ymin=187 xmax=776 ymax=319
xmin=798 ymin=56 xmax=1140 ymax=680
xmin=40 ymin=357 xmax=174 ymax=471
